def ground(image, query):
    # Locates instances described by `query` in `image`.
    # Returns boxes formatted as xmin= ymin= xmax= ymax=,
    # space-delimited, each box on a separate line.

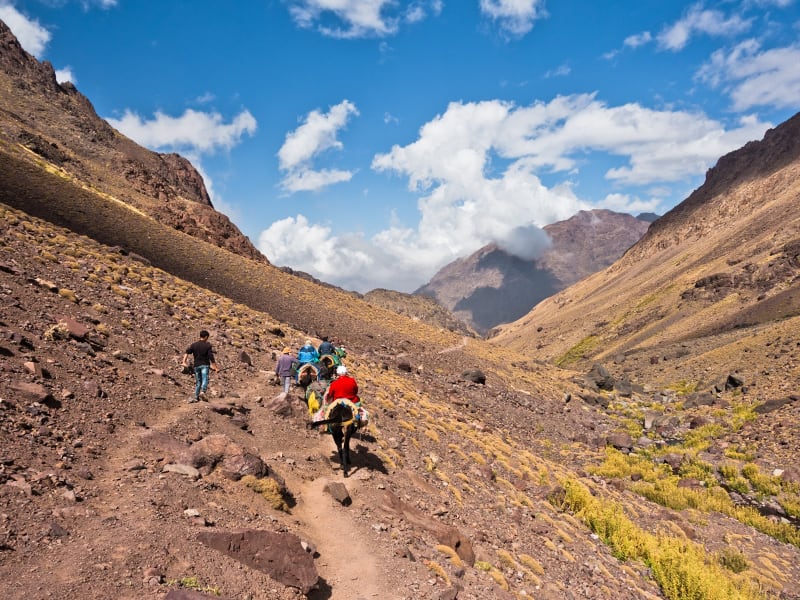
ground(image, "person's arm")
xmin=181 ymin=346 xmax=192 ymax=367
xmin=210 ymin=347 xmax=219 ymax=371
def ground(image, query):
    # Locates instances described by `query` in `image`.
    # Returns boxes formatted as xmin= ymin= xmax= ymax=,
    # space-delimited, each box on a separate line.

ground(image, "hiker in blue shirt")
xmin=297 ymin=339 xmax=319 ymax=365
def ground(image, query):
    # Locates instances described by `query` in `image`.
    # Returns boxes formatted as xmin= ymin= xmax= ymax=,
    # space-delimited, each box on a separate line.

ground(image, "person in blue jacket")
xmin=297 ymin=339 xmax=319 ymax=365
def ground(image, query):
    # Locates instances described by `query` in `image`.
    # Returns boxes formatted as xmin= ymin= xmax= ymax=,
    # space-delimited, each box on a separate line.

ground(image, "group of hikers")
xmin=181 ymin=330 xmax=359 ymax=418
xmin=276 ymin=337 xmax=347 ymax=389
xmin=182 ymin=329 xmax=366 ymax=475
xmin=274 ymin=337 xmax=356 ymax=409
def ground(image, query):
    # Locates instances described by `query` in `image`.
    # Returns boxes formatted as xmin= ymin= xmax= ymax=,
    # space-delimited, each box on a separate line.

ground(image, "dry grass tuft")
xmin=240 ymin=475 xmax=288 ymax=512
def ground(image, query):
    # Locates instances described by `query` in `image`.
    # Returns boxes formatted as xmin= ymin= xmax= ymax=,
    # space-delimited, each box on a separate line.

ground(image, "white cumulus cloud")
xmin=697 ymin=40 xmax=800 ymax=110
xmin=598 ymin=193 xmax=662 ymax=214
xmin=0 ymin=2 xmax=51 ymax=57
xmin=287 ymin=0 xmax=441 ymax=38
xmin=278 ymin=100 xmax=359 ymax=193
xmin=496 ymin=225 xmax=552 ymax=260
xmin=657 ymin=4 xmax=751 ymax=51
xmin=259 ymin=94 xmax=771 ymax=293
xmin=479 ymin=0 xmax=547 ymax=38
xmin=624 ymin=31 xmax=652 ymax=49
xmin=55 ymin=66 xmax=76 ymax=84
xmin=106 ymin=108 xmax=257 ymax=154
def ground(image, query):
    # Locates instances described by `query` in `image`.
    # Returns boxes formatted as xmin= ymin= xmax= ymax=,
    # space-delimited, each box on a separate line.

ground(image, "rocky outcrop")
xmin=197 ymin=529 xmax=318 ymax=594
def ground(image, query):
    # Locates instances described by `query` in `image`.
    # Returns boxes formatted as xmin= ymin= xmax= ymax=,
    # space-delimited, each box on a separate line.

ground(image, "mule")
xmin=309 ymin=399 xmax=363 ymax=477
xmin=328 ymin=401 xmax=357 ymax=477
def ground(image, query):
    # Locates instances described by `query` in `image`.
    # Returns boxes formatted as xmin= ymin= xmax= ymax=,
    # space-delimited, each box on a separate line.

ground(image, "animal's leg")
xmin=344 ymin=426 xmax=353 ymax=463
xmin=332 ymin=428 xmax=344 ymax=469
xmin=342 ymin=426 xmax=353 ymax=477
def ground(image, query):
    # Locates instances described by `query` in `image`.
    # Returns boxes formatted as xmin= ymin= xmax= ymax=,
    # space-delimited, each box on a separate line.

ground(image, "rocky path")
xmin=437 ymin=336 xmax=469 ymax=354
xmin=290 ymin=468 xmax=390 ymax=600
xmin=3 ymin=368 xmax=414 ymax=599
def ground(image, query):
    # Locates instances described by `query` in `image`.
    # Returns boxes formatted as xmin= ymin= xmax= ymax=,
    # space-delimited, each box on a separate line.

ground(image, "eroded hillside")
xmin=0 ymin=20 xmax=264 ymax=263
xmin=3 ymin=198 xmax=800 ymax=600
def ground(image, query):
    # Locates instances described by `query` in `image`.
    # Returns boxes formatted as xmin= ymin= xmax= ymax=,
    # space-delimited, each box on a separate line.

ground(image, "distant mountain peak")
xmin=416 ymin=209 xmax=650 ymax=335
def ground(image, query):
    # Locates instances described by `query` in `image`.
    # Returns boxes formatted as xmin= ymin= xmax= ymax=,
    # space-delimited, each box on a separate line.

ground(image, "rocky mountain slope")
xmin=417 ymin=210 xmax=651 ymax=335
xmin=363 ymin=288 xmax=477 ymax=337
xmin=0 ymin=19 xmax=264 ymax=263
xmin=3 ymin=198 xmax=800 ymax=600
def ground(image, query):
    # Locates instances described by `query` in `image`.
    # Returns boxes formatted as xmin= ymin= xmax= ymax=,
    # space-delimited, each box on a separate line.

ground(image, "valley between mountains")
xmin=2 ymin=16 xmax=800 ymax=599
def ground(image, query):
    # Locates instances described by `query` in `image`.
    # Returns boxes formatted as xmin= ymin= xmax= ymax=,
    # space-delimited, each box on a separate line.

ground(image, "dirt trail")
xmin=5 ymin=364 xmax=412 ymax=599
xmin=438 ymin=336 xmax=469 ymax=354
xmin=247 ymin=376 xmax=404 ymax=598
xmin=291 ymin=467 xmax=394 ymax=600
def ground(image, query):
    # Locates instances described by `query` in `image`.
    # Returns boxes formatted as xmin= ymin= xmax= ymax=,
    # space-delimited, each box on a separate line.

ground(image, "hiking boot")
xmin=188 ymin=396 xmax=199 ymax=403
xmin=198 ymin=391 xmax=207 ymax=401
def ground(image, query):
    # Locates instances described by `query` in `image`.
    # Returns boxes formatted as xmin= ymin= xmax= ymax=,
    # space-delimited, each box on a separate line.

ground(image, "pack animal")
xmin=308 ymin=398 xmax=367 ymax=477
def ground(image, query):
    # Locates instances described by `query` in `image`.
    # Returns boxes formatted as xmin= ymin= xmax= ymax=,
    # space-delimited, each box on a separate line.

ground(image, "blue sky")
xmin=2 ymin=0 xmax=799 ymax=293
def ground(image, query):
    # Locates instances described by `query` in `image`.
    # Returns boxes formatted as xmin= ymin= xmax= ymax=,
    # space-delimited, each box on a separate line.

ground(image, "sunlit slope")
xmin=492 ymin=117 xmax=800 ymax=371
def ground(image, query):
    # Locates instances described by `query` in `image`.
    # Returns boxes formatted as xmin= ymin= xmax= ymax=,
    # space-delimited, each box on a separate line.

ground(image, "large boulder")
xmin=181 ymin=434 xmax=267 ymax=480
xmin=461 ymin=369 xmax=486 ymax=385
xmin=379 ymin=491 xmax=475 ymax=566
xmin=197 ymin=529 xmax=318 ymax=594
xmin=220 ymin=452 xmax=268 ymax=481
xmin=586 ymin=363 xmax=615 ymax=391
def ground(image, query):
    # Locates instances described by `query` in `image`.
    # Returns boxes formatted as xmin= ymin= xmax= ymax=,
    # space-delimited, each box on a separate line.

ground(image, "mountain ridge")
xmin=0 ymin=19 xmax=265 ymax=264
xmin=417 ymin=209 xmax=651 ymax=334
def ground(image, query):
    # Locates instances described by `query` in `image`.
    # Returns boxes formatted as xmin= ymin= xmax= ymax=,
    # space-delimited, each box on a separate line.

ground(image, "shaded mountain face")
xmin=492 ymin=111 xmax=800 ymax=382
xmin=0 ymin=20 xmax=266 ymax=263
xmin=416 ymin=209 xmax=651 ymax=335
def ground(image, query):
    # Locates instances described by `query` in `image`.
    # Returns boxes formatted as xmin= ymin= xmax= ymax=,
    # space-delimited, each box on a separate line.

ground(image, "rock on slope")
xmin=416 ymin=210 xmax=651 ymax=335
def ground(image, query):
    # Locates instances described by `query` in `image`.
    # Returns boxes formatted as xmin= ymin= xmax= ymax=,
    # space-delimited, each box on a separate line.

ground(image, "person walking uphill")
xmin=317 ymin=336 xmax=335 ymax=356
xmin=182 ymin=330 xmax=219 ymax=403
xmin=275 ymin=347 xmax=296 ymax=394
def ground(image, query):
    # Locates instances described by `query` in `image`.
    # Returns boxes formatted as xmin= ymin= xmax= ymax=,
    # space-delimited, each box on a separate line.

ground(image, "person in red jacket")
xmin=325 ymin=365 xmax=359 ymax=404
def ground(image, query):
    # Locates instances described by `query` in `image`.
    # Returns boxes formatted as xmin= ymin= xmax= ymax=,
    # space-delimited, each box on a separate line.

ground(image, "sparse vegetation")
xmin=555 ymin=478 xmax=766 ymax=600
xmin=57 ymin=288 xmax=78 ymax=303
xmin=43 ymin=322 xmax=70 ymax=341
xmin=423 ymin=560 xmax=451 ymax=585
xmin=555 ymin=335 xmax=599 ymax=367
xmin=240 ymin=476 xmax=289 ymax=512
xmin=167 ymin=576 xmax=221 ymax=596
xmin=718 ymin=548 xmax=749 ymax=574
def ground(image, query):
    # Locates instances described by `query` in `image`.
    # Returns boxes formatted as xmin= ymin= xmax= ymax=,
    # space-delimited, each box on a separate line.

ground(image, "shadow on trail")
xmin=308 ymin=578 xmax=333 ymax=600
xmin=320 ymin=437 xmax=389 ymax=477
